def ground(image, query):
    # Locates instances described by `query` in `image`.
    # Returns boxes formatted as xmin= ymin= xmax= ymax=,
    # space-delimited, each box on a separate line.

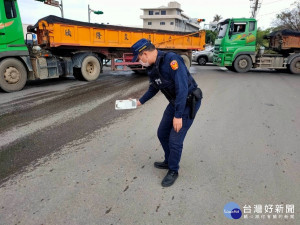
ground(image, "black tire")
xmin=0 ymin=58 xmax=27 ymax=92
xmin=80 ymin=55 xmax=102 ymax=81
xmin=197 ymin=56 xmax=207 ymax=66
xmin=180 ymin=54 xmax=191 ymax=70
xmin=73 ymin=67 xmax=84 ymax=80
xmin=289 ymin=56 xmax=300 ymax=74
xmin=225 ymin=66 xmax=236 ymax=72
xmin=233 ymin=55 xmax=252 ymax=73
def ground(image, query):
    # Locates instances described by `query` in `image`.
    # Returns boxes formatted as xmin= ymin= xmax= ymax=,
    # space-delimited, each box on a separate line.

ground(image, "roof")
xmin=218 ymin=18 xmax=257 ymax=25
xmin=141 ymin=6 xmax=183 ymax=11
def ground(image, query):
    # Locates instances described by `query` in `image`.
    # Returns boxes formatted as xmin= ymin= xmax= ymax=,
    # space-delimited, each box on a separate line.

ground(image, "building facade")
xmin=204 ymin=22 xmax=218 ymax=31
xmin=140 ymin=1 xmax=199 ymax=32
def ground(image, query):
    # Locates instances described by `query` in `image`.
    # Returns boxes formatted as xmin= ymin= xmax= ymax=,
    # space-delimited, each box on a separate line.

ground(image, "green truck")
xmin=213 ymin=18 xmax=300 ymax=74
xmin=0 ymin=0 xmax=77 ymax=93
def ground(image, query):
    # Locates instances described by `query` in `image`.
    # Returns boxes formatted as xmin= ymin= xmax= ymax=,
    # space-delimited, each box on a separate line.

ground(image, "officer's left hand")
xmin=173 ymin=117 xmax=182 ymax=133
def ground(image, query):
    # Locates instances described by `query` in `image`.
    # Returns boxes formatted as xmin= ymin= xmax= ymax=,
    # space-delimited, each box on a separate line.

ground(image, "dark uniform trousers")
xmin=158 ymin=100 xmax=201 ymax=172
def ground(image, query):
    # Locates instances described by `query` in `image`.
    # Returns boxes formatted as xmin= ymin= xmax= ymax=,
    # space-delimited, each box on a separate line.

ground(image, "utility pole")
xmin=88 ymin=4 xmax=91 ymax=23
xmin=36 ymin=0 xmax=64 ymax=18
xmin=250 ymin=0 xmax=261 ymax=18
xmin=59 ymin=0 xmax=64 ymax=18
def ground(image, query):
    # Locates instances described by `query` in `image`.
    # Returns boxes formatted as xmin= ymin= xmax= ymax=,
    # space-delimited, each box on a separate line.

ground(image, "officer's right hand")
xmin=137 ymin=100 xmax=142 ymax=107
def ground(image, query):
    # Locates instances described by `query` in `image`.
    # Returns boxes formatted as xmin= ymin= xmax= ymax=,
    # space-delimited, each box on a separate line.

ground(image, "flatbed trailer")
xmin=30 ymin=16 xmax=205 ymax=72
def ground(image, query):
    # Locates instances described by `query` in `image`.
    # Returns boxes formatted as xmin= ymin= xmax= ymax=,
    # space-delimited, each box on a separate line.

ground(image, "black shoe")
xmin=154 ymin=161 xmax=169 ymax=169
xmin=161 ymin=170 xmax=178 ymax=187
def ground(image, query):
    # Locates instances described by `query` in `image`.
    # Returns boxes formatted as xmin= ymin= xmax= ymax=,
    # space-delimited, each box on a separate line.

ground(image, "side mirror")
xmin=229 ymin=23 xmax=234 ymax=38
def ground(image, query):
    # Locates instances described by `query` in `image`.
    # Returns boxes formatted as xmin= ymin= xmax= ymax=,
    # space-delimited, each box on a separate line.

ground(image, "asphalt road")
xmin=0 ymin=64 xmax=299 ymax=225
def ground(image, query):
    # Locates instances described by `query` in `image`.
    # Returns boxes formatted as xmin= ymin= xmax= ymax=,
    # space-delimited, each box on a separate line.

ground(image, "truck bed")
xmin=29 ymin=15 xmax=205 ymax=51
xmin=266 ymin=29 xmax=300 ymax=52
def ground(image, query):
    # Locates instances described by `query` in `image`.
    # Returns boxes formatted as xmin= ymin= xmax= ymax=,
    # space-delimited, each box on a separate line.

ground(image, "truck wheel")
xmin=180 ymin=55 xmax=191 ymax=70
xmin=197 ymin=57 xmax=207 ymax=66
xmin=73 ymin=68 xmax=84 ymax=81
xmin=289 ymin=56 xmax=300 ymax=74
xmin=0 ymin=58 xmax=27 ymax=92
xmin=80 ymin=55 xmax=102 ymax=81
xmin=233 ymin=55 xmax=252 ymax=73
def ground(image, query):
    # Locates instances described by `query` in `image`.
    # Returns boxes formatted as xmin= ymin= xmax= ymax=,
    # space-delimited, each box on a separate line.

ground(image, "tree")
xmin=256 ymin=27 xmax=274 ymax=51
xmin=273 ymin=1 xmax=300 ymax=31
xmin=205 ymin=30 xmax=217 ymax=45
xmin=213 ymin=14 xmax=222 ymax=22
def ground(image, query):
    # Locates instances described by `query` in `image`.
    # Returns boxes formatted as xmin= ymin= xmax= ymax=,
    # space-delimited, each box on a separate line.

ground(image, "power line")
xmin=256 ymin=7 xmax=289 ymax=18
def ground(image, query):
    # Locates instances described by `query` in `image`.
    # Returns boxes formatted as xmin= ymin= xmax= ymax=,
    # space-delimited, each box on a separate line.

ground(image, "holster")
xmin=192 ymin=88 xmax=203 ymax=101
xmin=187 ymin=88 xmax=203 ymax=119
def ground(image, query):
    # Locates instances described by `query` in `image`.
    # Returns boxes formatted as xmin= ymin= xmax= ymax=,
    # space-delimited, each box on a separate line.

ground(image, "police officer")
xmin=131 ymin=38 xmax=202 ymax=187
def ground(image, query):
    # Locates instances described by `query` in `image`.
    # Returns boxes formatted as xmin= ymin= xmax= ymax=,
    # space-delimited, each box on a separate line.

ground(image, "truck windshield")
xmin=217 ymin=23 xmax=228 ymax=38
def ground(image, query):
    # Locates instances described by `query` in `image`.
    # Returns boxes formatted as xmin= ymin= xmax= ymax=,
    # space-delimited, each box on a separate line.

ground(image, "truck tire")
xmin=197 ymin=56 xmax=207 ymax=66
xmin=289 ymin=56 xmax=300 ymax=74
xmin=180 ymin=55 xmax=191 ymax=70
xmin=80 ymin=55 xmax=102 ymax=81
xmin=233 ymin=55 xmax=252 ymax=73
xmin=0 ymin=58 xmax=27 ymax=92
xmin=73 ymin=68 xmax=84 ymax=81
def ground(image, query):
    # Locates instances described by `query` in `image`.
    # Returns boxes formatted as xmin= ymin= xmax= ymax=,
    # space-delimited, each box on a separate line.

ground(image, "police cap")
xmin=131 ymin=38 xmax=152 ymax=62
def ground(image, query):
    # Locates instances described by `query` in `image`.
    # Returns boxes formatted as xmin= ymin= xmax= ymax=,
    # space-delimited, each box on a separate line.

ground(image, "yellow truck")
xmin=0 ymin=0 xmax=205 ymax=92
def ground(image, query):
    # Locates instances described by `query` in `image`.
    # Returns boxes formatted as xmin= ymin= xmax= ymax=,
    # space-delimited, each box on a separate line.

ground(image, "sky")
xmin=19 ymin=0 xmax=298 ymax=29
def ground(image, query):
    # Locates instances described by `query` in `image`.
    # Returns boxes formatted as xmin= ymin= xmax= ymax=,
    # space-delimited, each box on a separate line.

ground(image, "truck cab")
xmin=0 ymin=0 xmax=27 ymax=53
xmin=213 ymin=18 xmax=257 ymax=72
xmin=0 ymin=0 xmax=29 ymax=92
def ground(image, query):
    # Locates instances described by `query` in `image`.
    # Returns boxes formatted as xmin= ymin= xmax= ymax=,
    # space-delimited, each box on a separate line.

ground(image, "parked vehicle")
xmin=213 ymin=18 xmax=300 ymax=74
xmin=192 ymin=47 xmax=214 ymax=65
xmin=0 ymin=0 xmax=206 ymax=92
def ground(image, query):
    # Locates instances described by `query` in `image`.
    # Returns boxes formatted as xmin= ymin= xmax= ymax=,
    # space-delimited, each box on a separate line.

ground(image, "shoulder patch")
xmin=170 ymin=60 xmax=179 ymax=70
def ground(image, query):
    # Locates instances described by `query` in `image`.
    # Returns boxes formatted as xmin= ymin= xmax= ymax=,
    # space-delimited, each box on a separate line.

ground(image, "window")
xmin=249 ymin=21 xmax=255 ymax=32
xmin=149 ymin=11 xmax=153 ymax=15
xmin=176 ymin=10 xmax=180 ymax=15
xmin=233 ymin=23 xmax=246 ymax=33
xmin=160 ymin=22 xmax=165 ymax=25
xmin=4 ymin=0 xmax=17 ymax=19
xmin=161 ymin=10 xmax=166 ymax=15
xmin=148 ymin=22 xmax=152 ymax=25
xmin=155 ymin=12 xmax=160 ymax=15
xmin=218 ymin=23 xmax=228 ymax=38
xmin=170 ymin=22 xmax=174 ymax=25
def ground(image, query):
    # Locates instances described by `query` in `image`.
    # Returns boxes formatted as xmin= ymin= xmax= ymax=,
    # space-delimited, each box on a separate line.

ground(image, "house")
xmin=140 ymin=1 xmax=199 ymax=32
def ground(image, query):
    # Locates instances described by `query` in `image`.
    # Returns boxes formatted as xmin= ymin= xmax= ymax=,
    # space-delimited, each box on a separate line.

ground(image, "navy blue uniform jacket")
xmin=139 ymin=50 xmax=198 ymax=118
